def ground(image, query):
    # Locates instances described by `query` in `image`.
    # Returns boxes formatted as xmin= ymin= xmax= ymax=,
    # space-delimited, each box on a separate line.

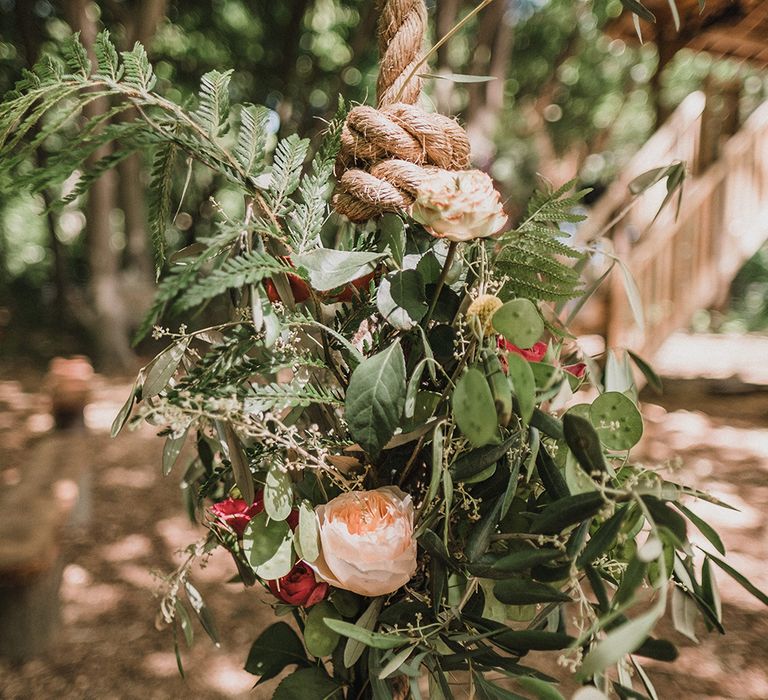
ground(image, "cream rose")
xmin=411 ymin=169 xmax=508 ymax=242
xmin=310 ymin=486 xmax=417 ymax=597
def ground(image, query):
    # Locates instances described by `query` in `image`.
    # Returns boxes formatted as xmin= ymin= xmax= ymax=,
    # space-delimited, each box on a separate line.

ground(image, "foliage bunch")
xmin=3 ymin=15 xmax=766 ymax=700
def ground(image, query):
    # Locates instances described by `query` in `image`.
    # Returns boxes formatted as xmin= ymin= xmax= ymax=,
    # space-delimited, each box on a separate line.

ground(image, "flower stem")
xmin=423 ymin=241 xmax=459 ymax=327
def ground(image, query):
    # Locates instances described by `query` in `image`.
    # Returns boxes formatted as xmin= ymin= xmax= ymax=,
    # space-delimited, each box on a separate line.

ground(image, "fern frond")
xmin=194 ymin=69 xmax=233 ymax=138
xmin=243 ymin=381 xmax=342 ymax=413
xmin=121 ymin=42 xmax=156 ymax=91
xmin=173 ymin=251 xmax=295 ymax=312
xmin=235 ymin=104 xmax=269 ymax=178
xmin=288 ymin=100 xmax=346 ymax=252
xmin=134 ymin=255 xmax=213 ymax=343
xmin=494 ymin=179 xmax=588 ymax=303
xmin=267 ymin=133 xmax=309 ymax=214
xmin=94 ymin=30 xmax=122 ymax=81
xmin=147 ymin=141 xmax=178 ymax=271
xmin=62 ymin=33 xmax=91 ymax=79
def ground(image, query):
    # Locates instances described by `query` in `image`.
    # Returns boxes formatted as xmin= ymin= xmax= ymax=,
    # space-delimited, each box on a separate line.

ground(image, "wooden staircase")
xmin=576 ymin=88 xmax=768 ymax=361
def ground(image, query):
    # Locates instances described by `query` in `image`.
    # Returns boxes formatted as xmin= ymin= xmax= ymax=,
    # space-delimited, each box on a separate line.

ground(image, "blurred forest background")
xmin=1 ymin=0 xmax=767 ymax=374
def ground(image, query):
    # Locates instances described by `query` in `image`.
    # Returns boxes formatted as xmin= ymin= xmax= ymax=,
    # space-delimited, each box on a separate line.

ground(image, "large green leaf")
xmin=452 ymin=367 xmax=498 ymax=447
xmin=376 ymin=269 xmax=427 ymax=330
xmin=244 ymin=622 xmax=310 ymax=683
xmin=273 ymin=667 xmax=343 ymax=700
xmin=293 ymin=248 xmax=385 ymax=292
xmin=345 ymin=341 xmax=406 ymax=456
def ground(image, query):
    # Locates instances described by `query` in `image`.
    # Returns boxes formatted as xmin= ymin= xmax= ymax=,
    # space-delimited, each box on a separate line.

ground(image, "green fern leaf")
xmin=288 ymin=100 xmax=345 ymax=252
xmin=173 ymin=251 xmax=295 ymax=312
xmin=62 ymin=33 xmax=91 ymax=79
xmin=94 ymin=30 xmax=122 ymax=81
xmin=121 ymin=42 xmax=156 ymax=91
xmin=235 ymin=104 xmax=269 ymax=178
xmin=194 ymin=69 xmax=233 ymax=138
xmin=147 ymin=141 xmax=178 ymax=271
xmin=267 ymin=133 xmax=309 ymax=214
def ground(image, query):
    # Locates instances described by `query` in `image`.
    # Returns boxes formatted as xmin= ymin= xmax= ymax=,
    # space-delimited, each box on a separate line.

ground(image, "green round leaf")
xmin=264 ymin=462 xmax=293 ymax=521
xmin=491 ymin=298 xmax=544 ymax=348
xmin=452 ymin=367 xmax=498 ymax=447
xmin=304 ymin=602 xmax=342 ymax=658
xmin=590 ymin=391 xmax=644 ymax=450
xmin=506 ymin=353 xmax=535 ymax=424
xmin=243 ymin=511 xmax=290 ymax=568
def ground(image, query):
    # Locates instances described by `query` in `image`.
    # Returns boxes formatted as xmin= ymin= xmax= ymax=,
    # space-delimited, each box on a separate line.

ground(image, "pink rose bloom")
xmin=210 ymin=496 xmax=264 ymax=536
xmin=311 ymin=486 xmax=417 ymax=597
xmin=268 ymin=562 xmax=329 ymax=607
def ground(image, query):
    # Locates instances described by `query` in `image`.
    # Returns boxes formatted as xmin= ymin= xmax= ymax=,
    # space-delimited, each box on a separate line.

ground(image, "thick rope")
xmin=332 ymin=0 xmax=471 ymax=223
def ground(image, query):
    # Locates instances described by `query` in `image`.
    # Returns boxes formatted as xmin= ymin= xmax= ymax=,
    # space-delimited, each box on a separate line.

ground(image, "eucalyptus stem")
xmin=423 ymin=241 xmax=459 ymax=327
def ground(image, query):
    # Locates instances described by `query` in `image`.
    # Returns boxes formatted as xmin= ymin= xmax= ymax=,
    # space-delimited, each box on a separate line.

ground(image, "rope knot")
xmin=332 ymin=0 xmax=471 ymax=223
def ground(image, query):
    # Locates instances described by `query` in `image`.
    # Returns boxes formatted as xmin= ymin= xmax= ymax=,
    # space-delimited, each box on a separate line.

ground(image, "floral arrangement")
xmin=2 ymin=2 xmax=767 ymax=698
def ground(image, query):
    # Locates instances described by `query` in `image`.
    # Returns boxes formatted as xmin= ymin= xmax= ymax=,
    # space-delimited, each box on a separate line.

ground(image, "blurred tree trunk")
xmin=16 ymin=3 xmax=71 ymax=327
xmin=117 ymin=0 xmax=169 ymax=283
xmin=464 ymin=0 xmax=513 ymax=170
xmin=64 ymin=0 xmax=134 ymax=371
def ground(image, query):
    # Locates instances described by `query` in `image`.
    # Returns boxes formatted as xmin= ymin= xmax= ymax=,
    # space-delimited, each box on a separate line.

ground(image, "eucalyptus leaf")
xmin=506 ymin=353 xmax=535 ymax=424
xmin=264 ymin=461 xmax=293 ymax=521
xmin=492 ymin=298 xmax=544 ymax=348
xmin=297 ymin=500 xmax=320 ymax=563
xmin=453 ymin=367 xmax=498 ymax=448
xmin=243 ymin=512 xmax=290 ymax=568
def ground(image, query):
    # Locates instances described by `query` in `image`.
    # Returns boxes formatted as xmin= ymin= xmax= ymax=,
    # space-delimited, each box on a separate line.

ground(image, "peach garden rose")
xmin=310 ymin=486 xmax=417 ymax=597
xmin=411 ymin=169 xmax=508 ymax=242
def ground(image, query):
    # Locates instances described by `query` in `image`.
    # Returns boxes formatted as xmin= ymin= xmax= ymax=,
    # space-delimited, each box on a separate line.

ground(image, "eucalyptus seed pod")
xmin=482 ymin=348 xmax=513 ymax=427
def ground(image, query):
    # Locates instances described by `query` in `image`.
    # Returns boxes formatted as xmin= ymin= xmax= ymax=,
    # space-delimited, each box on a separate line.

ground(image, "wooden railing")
xmin=576 ymin=91 xmax=768 ymax=360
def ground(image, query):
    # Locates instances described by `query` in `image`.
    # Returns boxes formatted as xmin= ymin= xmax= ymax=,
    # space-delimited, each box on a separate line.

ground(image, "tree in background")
xmin=1 ymin=0 xmax=766 ymax=367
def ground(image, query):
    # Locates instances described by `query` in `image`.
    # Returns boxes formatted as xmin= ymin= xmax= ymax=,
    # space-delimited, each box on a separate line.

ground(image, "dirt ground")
xmin=0 ymin=332 xmax=767 ymax=700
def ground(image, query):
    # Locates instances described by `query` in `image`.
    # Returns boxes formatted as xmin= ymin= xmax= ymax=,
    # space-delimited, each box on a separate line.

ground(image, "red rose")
xmin=210 ymin=493 xmax=300 ymax=536
xmin=263 ymin=273 xmax=312 ymax=304
xmin=498 ymin=339 xmax=548 ymax=362
xmin=210 ymin=496 xmax=264 ymax=536
xmin=564 ymin=362 xmax=586 ymax=379
xmin=268 ymin=562 xmax=329 ymax=607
